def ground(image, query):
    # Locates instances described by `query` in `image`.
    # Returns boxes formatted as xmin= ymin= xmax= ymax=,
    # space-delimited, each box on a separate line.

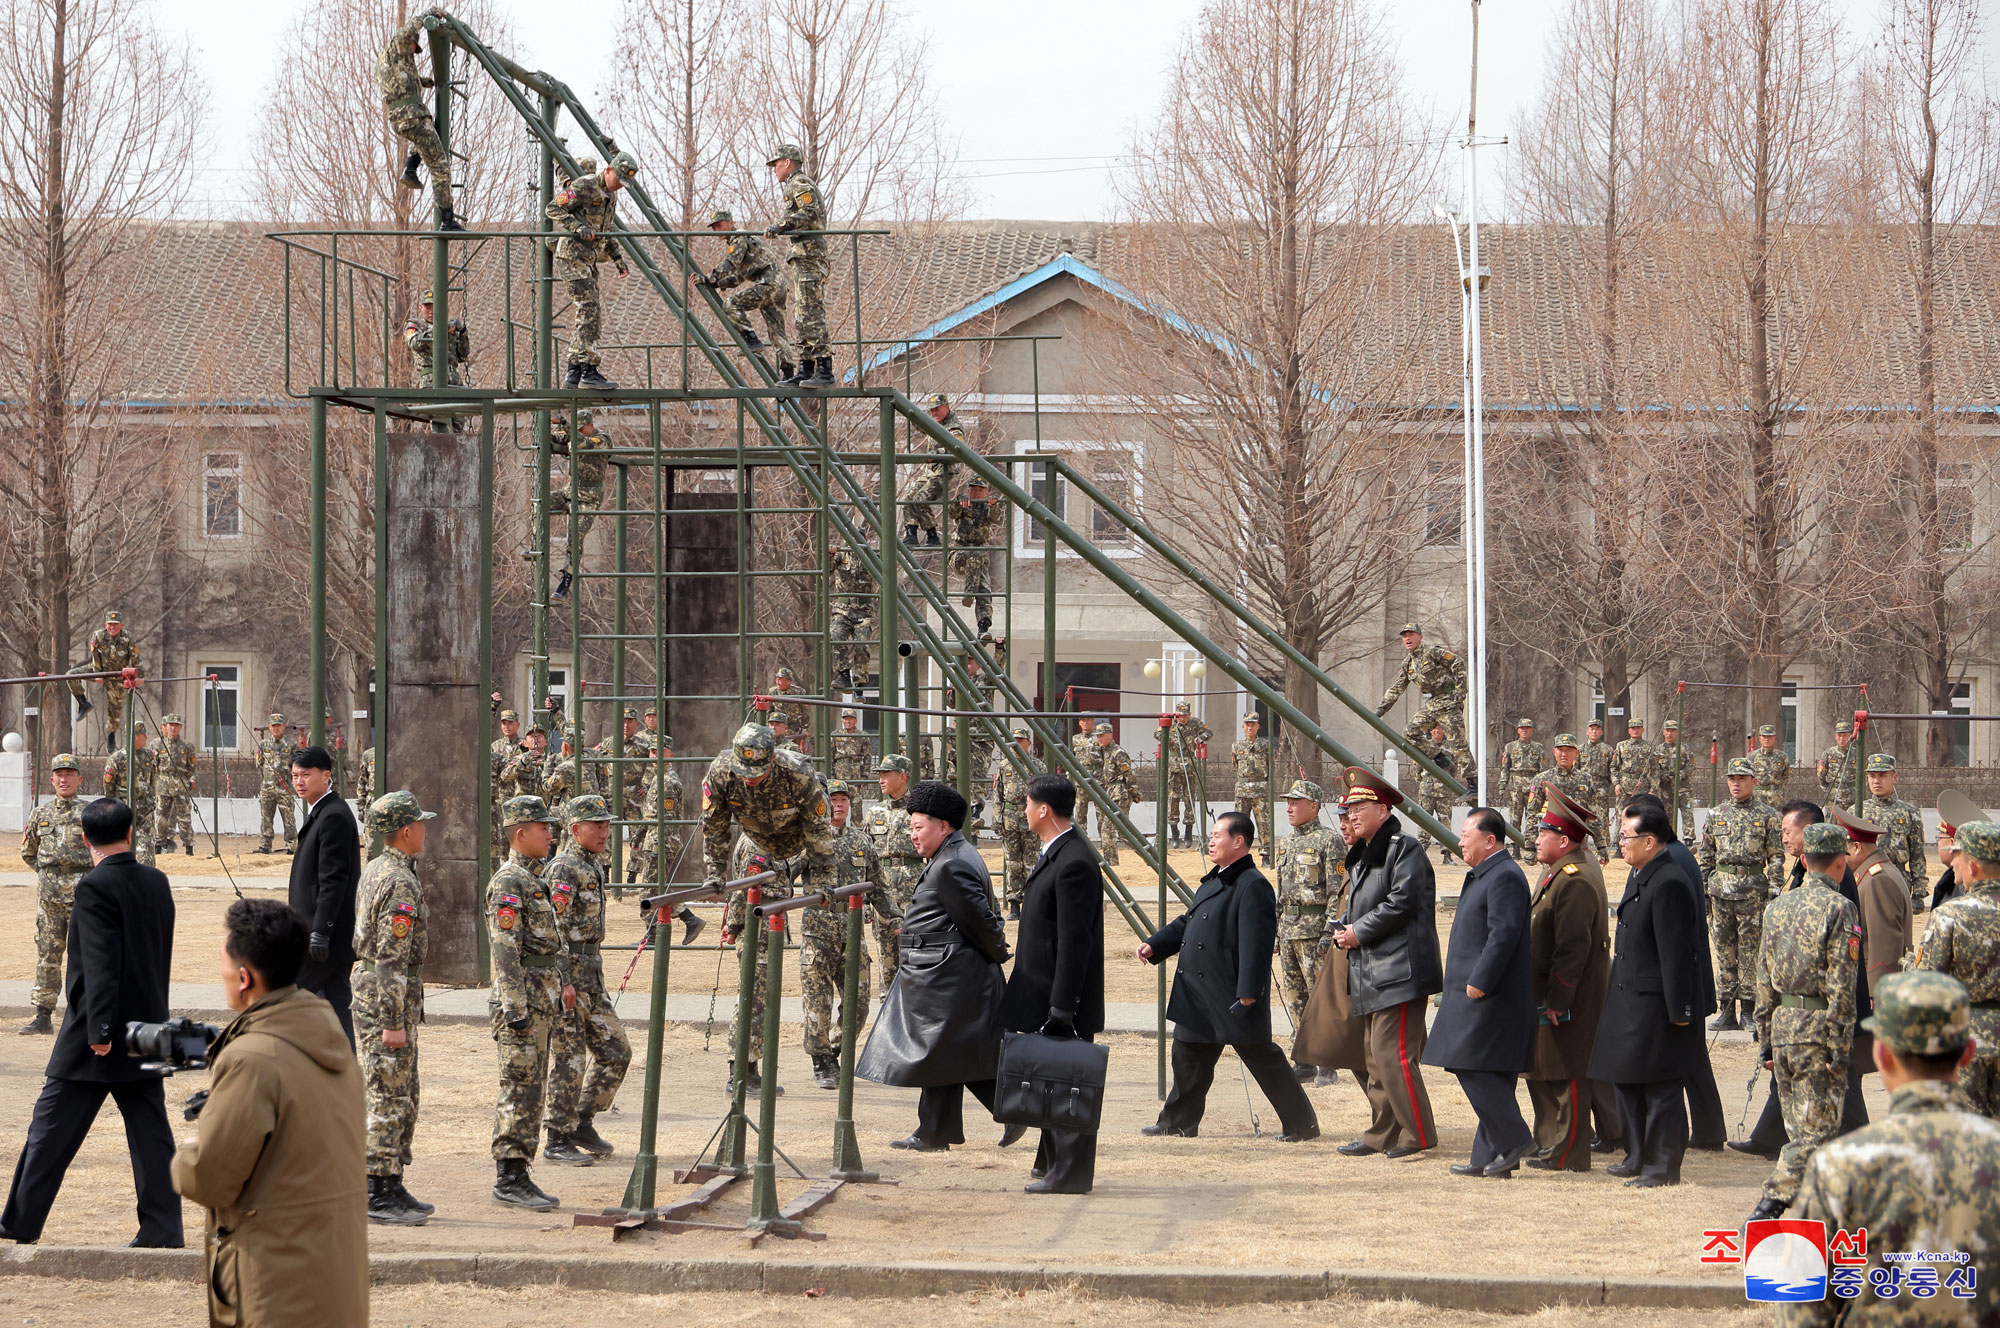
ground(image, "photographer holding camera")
xmin=172 ymin=898 xmax=366 ymax=1326
xmin=1 ymin=797 xmax=181 ymax=1248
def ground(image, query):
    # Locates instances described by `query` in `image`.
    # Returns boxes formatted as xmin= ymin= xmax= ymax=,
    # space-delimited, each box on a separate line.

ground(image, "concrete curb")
xmin=0 ymin=1245 xmax=1741 ymax=1311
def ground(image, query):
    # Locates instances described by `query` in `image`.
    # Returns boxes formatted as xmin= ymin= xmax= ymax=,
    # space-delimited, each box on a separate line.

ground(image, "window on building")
xmin=1020 ymin=460 xmax=1066 ymax=547
xmin=200 ymin=666 xmax=241 ymax=752
xmin=1087 ymin=473 xmax=1136 ymax=548
xmin=1781 ymin=682 xmax=1799 ymax=759
xmin=1948 ymin=681 xmax=1973 ymax=766
xmin=546 ymin=667 xmax=569 ymax=721
xmin=1015 ymin=445 xmax=1142 ymax=554
xmin=1939 ymin=463 xmax=1974 ymax=552
xmin=203 ymin=453 xmax=243 ymax=538
xmin=1423 ymin=458 xmax=1462 ymax=547
xmin=1590 ymin=680 xmax=1606 ymax=729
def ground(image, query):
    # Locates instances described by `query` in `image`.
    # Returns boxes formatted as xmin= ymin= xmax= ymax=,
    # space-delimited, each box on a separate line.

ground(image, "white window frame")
xmin=1948 ymin=680 xmax=1975 ymax=766
xmin=202 ymin=451 xmax=244 ymax=539
xmin=1011 ymin=440 xmax=1145 ymax=560
xmin=1781 ymin=681 xmax=1800 ymax=760
xmin=198 ymin=663 xmax=243 ymax=753
xmin=1939 ymin=461 xmax=1975 ymax=552
xmin=1421 ymin=457 xmax=1463 ymax=548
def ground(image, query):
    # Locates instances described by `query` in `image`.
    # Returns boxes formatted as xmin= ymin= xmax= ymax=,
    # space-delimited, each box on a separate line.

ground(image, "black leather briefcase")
xmin=991 ymin=1030 xmax=1109 ymax=1133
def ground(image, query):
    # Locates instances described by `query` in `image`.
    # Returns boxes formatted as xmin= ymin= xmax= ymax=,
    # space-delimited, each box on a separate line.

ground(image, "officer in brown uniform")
xmin=1523 ymin=786 xmax=1613 ymax=1172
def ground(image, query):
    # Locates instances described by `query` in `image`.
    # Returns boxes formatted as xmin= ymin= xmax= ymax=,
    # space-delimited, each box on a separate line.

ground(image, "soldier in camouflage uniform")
xmin=540 ymin=725 xmax=592 ymax=848
xmin=898 ymin=393 xmax=959 ymax=545
xmin=1498 ymin=719 xmax=1548 ymax=858
xmin=1275 ymin=780 xmax=1344 ymax=1084
xmin=1698 ymin=757 xmax=1787 ymax=1029
xmin=487 ymin=796 xmax=575 ymax=1211
xmin=353 ymin=790 xmax=436 ymax=1226
xmin=1089 ymin=722 xmax=1135 ymax=867
xmin=829 ymin=546 xmax=877 ymax=690
xmin=1580 ymin=720 xmax=1614 ymax=861
xmin=1376 ymin=622 xmax=1468 ymax=761
xmin=405 ymin=288 xmax=469 ymax=391
xmin=546 ymin=152 xmax=639 ymax=390
xmin=1531 ymin=735 xmax=1600 ymax=861
xmin=1779 ymin=972 xmax=2000 ymax=1325
xmin=802 ymin=780 xmax=899 ymax=1087
xmin=65 ymin=611 xmax=140 ymax=747
xmin=103 ymin=724 xmax=159 ymax=867
xmin=995 ymin=727 xmax=1043 ymax=917
xmin=1415 ymin=722 xmax=1460 ymax=863
xmin=358 ymin=746 xmax=377 ymax=805
xmin=705 ymin=723 xmax=836 ymax=1092
xmin=377 ymin=11 xmax=460 ymax=230
xmin=1751 ymin=724 xmax=1792 ymax=809
xmin=947 ymin=478 xmax=1000 ymax=634
xmin=1232 ymin=715 xmax=1272 ymax=856
xmin=829 ymin=709 xmax=873 ymax=785
xmin=1815 ymin=720 xmax=1857 ymax=811
xmin=1655 ymin=719 xmax=1695 ymax=841
xmin=764 ymin=144 xmax=832 ymax=388
xmin=152 ymin=713 xmax=197 ymax=855
xmin=627 ymin=730 xmax=682 ymax=884
xmin=542 ymin=795 xmax=630 ymax=1164
xmin=1861 ymin=752 xmax=1929 ymax=915
xmin=252 ymin=713 xmax=299 ymax=853
xmin=1747 ymin=820 xmax=1860 ymax=1223
xmin=1609 ymin=719 xmax=1657 ymax=850
xmin=548 ymin=412 xmax=608 ymax=601
xmin=1155 ymin=702 xmax=1212 ymax=849
xmin=865 ymin=754 xmax=919 ymax=979
xmin=498 ymin=726 xmax=549 ymax=809
xmin=490 ymin=705 xmax=522 ymax=835
xmin=18 ymin=755 xmax=90 ymax=1034
xmin=1913 ymin=819 xmax=2000 ymax=1118
xmin=695 ymin=208 xmax=792 ymax=372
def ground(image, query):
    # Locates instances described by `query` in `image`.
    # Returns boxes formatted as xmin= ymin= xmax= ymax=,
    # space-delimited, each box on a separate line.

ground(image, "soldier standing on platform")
xmin=802 ymin=781 xmax=898 ymax=1088
xmin=405 ymin=288 xmax=469 ymax=390
xmin=1275 ymin=780 xmax=1344 ymax=1086
xmin=829 ymin=709 xmax=872 ymax=785
xmin=1232 ymin=715 xmax=1272 ymax=858
xmin=153 ymin=714 xmax=197 ymax=856
xmin=1697 ymin=757 xmax=1786 ymax=1031
xmin=829 ymin=548 xmax=877 ymax=691
xmin=866 ymin=754 xmax=920 ymax=980
xmin=353 ymin=791 xmax=435 ymax=1226
xmin=1498 ymin=719 xmax=1547 ymax=858
xmin=487 ymin=797 xmax=575 ymax=1211
xmin=1860 ymin=753 xmax=1929 ymax=915
xmin=542 ymin=795 xmax=630 ymax=1165
xmin=995 ymin=727 xmax=1043 ymax=918
xmin=546 ymin=152 xmax=639 ymax=390
xmin=1817 ymin=720 xmax=1856 ymax=809
xmin=103 ymin=724 xmax=160 ymax=867
xmin=254 ymin=714 xmax=300 ymax=854
xmin=18 ymin=755 xmax=90 ymax=1035
xmin=764 ymin=144 xmax=832 ymax=389
xmin=1751 ymin=724 xmax=1792 ymax=809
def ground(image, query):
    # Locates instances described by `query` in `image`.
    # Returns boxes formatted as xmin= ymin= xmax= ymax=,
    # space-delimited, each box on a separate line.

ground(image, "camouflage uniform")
xmin=1531 ymin=746 xmax=1600 ymax=859
xmin=767 ymin=152 xmax=828 ymax=366
xmin=995 ymin=737 xmax=1044 ymax=909
xmin=543 ymin=804 xmax=631 ymax=1138
xmin=359 ymin=746 xmax=377 ymax=805
xmin=864 ymin=760 xmax=921 ymax=980
xmin=377 ymin=15 xmax=452 ymax=214
xmin=68 ymin=621 xmax=140 ymax=743
xmin=801 ymin=808 xmax=897 ymax=1067
xmin=488 ymin=806 xmax=567 ymax=1164
xmin=1752 ymin=832 xmax=1860 ymax=1206
xmin=104 ymin=736 xmax=159 ymax=868
xmin=702 ymin=221 xmax=790 ymax=365
xmin=628 ymin=756 xmax=684 ymax=885
xmin=901 ymin=404 xmax=959 ymax=539
xmin=1610 ymin=733 xmax=1658 ymax=800
xmin=546 ymin=159 xmax=627 ymax=375
xmin=352 ymin=794 xmax=433 ymax=1182
xmin=22 ymin=776 xmax=90 ymax=1013
xmin=1863 ymin=777 xmax=1930 ymax=914
xmin=498 ymin=743 xmax=546 ymax=805
xmin=1088 ymin=733 xmax=1135 ymax=866
xmin=1778 ymin=972 xmax=2000 ymax=1327
xmin=828 ymin=546 xmax=876 ymax=684
xmin=1815 ymin=732 xmax=1857 ymax=810
xmin=1414 ymin=739 xmax=1459 ymax=859
xmin=255 ymin=720 xmax=299 ymax=851
xmin=1912 ymin=828 xmax=2000 ymax=1117
xmin=829 ymin=729 xmax=873 ymax=785
xmin=490 ymin=713 xmax=521 ymax=836
xmin=1375 ymin=635 xmax=1468 ymax=752
xmin=1654 ymin=731 xmax=1696 ymax=839
xmin=152 ymin=723 xmax=197 ymax=853
xmin=1750 ymin=734 xmax=1792 ymax=809
xmin=947 ymin=486 xmax=999 ymax=628
xmin=405 ymin=305 xmax=469 ymax=389
xmin=1498 ymin=728 xmax=1549 ymax=849
xmin=549 ymin=413 xmax=608 ymax=543
xmin=1274 ymin=784 xmax=1344 ymax=1037
xmin=1232 ymin=732 xmax=1272 ymax=853
xmin=1155 ymin=710 xmax=1213 ymax=846
xmin=1697 ymin=772 xmax=1786 ymax=1005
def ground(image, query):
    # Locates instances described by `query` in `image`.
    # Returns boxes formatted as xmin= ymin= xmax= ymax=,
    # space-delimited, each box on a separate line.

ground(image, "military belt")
xmin=1777 ymin=994 xmax=1829 ymax=1011
xmin=520 ymin=953 xmax=561 ymax=969
xmin=568 ymin=942 xmax=600 ymax=956
xmin=1286 ymin=904 xmax=1327 ymax=915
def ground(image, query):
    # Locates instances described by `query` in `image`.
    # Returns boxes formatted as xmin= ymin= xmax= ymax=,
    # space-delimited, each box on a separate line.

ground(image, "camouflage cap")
xmin=565 ymin=793 xmax=612 ymax=824
xmin=1242 ymin=714 xmax=1260 ymax=725
xmin=563 ymin=723 xmax=583 ymax=741
xmin=1092 ymin=721 xmax=1114 ymax=735
xmin=367 ymin=790 xmax=436 ymax=835
xmin=1834 ymin=720 xmax=1853 ymax=734
xmin=1661 ymin=719 xmax=1679 ymax=731
xmin=825 ymin=779 xmax=853 ymax=798
xmin=268 ymin=713 xmax=287 ymax=726
xmin=1626 ymin=718 xmax=1645 ymax=729
xmin=1864 ymin=970 xmax=1972 ymax=1057
xmin=573 ymin=408 xmax=594 ymax=426
xmin=1801 ymin=822 xmax=1848 ymax=857
xmin=922 ymin=391 xmax=949 ymax=411
xmin=708 ymin=208 xmax=733 ymax=226
xmin=658 ymin=733 xmax=674 ymax=748
xmin=1953 ymin=820 xmax=2000 ymax=865
xmin=499 ymin=709 xmax=521 ymax=723
xmin=727 ymin=723 xmax=777 ymax=776
xmin=874 ymin=753 xmax=913 ymax=775
xmin=500 ymin=795 xmax=560 ymax=828
xmin=1937 ymin=790 xmax=1985 ymax=838
xmin=1284 ymin=779 xmax=1325 ymax=804
xmin=1553 ymin=733 xmax=1579 ymax=749
xmin=644 ymin=707 xmax=658 ymax=717
xmin=1514 ymin=717 xmax=1534 ymax=728
xmin=766 ymin=143 xmax=803 ymax=165
xmin=49 ymin=753 xmax=79 ymax=772
xmin=1174 ymin=701 xmax=1191 ymax=715
xmin=161 ymin=713 xmax=182 ymax=725
xmin=1012 ymin=725 xmax=1032 ymax=739
xmin=1866 ymin=752 xmax=1898 ymax=773
xmin=840 ymin=708 xmax=857 ymax=719
xmin=1758 ymin=724 xmax=1777 ymax=737
xmin=421 ymin=288 xmax=436 ymax=303
xmin=622 ymin=708 xmax=638 ymax=720
xmin=1725 ymin=757 xmax=1756 ymax=777
xmin=132 ymin=723 xmax=148 ymax=736
xmin=105 ymin=611 xmax=122 ymax=623
xmin=1397 ymin=622 xmax=1422 ymax=635
xmin=775 ymin=667 xmax=795 ymax=681
xmin=1586 ymin=718 xmax=1605 ymax=729
xmin=607 ymin=150 xmax=640 ymax=180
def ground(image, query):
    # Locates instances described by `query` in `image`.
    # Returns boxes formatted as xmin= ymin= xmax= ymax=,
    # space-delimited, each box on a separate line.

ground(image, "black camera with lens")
xmin=125 ymin=1016 xmax=220 ymax=1075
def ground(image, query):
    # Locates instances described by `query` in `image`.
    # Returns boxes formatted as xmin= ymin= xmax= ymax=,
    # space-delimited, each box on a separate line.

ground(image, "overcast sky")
xmin=164 ymin=0 xmax=1886 ymax=221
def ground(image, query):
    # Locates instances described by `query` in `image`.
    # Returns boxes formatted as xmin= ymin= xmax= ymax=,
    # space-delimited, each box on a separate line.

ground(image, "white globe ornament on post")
xmin=1188 ymin=660 xmax=1207 ymax=679
xmin=1143 ymin=661 xmax=1162 ymax=680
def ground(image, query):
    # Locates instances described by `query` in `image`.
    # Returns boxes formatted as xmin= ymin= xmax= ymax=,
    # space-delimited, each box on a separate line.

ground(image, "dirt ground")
xmin=0 ymin=1277 xmax=1767 ymax=1328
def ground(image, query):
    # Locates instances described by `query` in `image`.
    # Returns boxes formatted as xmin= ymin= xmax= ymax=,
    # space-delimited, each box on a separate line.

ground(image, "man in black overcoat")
xmin=1587 ymin=800 xmax=1705 ymax=1187
xmin=1424 ymin=807 xmax=1537 ymax=1177
xmin=1 ymin=798 xmax=183 ymax=1247
xmin=855 ymin=782 xmax=1013 ymax=1150
xmin=287 ymin=745 xmax=362 ymax=1047
xmin=1626 ymin=791 xmax=1724 ymax=1151
xmin=998 ymin=774 xmax=1106 ymax=1193
xmin=1140 ymin=811 xmax=1317 ymax=1141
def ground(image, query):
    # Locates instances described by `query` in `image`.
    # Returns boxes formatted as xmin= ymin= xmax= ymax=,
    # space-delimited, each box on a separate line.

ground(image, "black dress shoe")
xmin=1336 ymin=1139 xmax=1379 ymax=1156
xmin=1590 ymin=1135 xmax=1617 ymax=1154
xmin=998 ymin=1123 xmax=1027 ymax=1148
xmin=1726 ymin=1139 xmax=1780 ymax=1160
xmin=1485 ymin=1141 xmax=1534 ymax=1176
xmin=1449 ymin=1162 xmax=1486 ymax=1176
xmin=1384 ymin=1144 xmax=1424 ymax=1159
xmin=1606 ymin=1159 xmax=1641 ymax=1179
xmin=1525 ymin=1155 xmax=1572 ymax=1172
xmin=1140 ymin=1124 xmax=1196 ymax=1137
xmin=889 ymin=1135 xmax=949 ymax=1152
xmin=1624 ymin=1175 xmax=1677 ymax=1188
xmin=1276 ymin=1126 xmax=1320 ymax=1143
xmin=124 ymin=1237 xmax=184 ymax=1248
xmin=1747 ymin=1197 xmax=1787 ymax=1222
xmin=1029 ymin=1166 xmax=1047 ymax=1180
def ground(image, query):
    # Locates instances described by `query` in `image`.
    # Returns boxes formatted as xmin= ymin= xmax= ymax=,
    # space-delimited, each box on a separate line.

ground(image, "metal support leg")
xmin=711 ymin=887 xmax=761 ymax=1174
xmin=830 ymin=895 xmax=876 ymax=1180
xmin=614 ymin=910 xmax=673 ymax=1213
xmin=747 ymin=916 xmax=795 ymax=1234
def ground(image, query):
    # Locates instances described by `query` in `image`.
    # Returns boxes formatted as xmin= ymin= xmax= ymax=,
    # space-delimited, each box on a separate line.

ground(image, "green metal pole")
xmin=207 ymin=677 xmax=220 ymax=857
xmin=616 ymin=906 xmax=673 ymax=1212
xmin=612 ymin=464 xmax=629 ymax=879
xmin=713 ymin=885 xmax=760 ymax=1174
xmin=748 ymin=914 xmax=787 ymax=1228
xmin=428 ymin=28 xmax=451 ymax=376
xmin=476 ymin=403 xmax=495 ymax=982
xmin=879 ymin=399 xmax=898 ymax=760
xmin=830 ymin=894 xmax=872 ymax=1179
xmin=309 ymin=395 xmax=327 ymax=748
xmin=1043 ymin=456 xmax=1055 ymax=733
xmin=374 ymin=405 xmax=391 ymax=804
xmin=1854 ymin=716 xmax=1868 ymax=817
xmin=651 ymin=408 xmax=668 ymax=887
xmin=906 ymin=656 xmax=922 ymax=774
xmin=532 ymin=91 xmax=555 ymax=717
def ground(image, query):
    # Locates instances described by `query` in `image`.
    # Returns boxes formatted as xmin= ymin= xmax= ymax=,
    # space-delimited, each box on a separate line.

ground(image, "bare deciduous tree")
xmin=605 ymin=0 xmax=752 ymax=228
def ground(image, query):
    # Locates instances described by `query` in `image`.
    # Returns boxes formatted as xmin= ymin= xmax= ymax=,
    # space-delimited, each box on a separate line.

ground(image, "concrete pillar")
xmin=666 ymin=491 xmax=743 ymax=774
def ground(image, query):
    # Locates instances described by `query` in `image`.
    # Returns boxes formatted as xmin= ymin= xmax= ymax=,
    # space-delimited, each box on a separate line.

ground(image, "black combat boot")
xmin=562 ymin=363 xmax=583 ymax=389
xmin=778 ymin=360 xmax=806 ymax=387
xmin=832 ymin=668 xmax=853 ymax=689
xmin=491 ymin=1158 xmax=558 ymax=1210
xmin=740 ymin=329 xmax=766 ymax=351
xmin=1708 ymin=1002 xmax=1740 ymax=1033
xmin=729 ymin=1062 xmax=783 ymax=1097
xmin=924 ymin=529 xmax=941 ymax=546
xmin=678 ymin=907 xmax=705 ymax=946
xmin=551 ymin=570 xmax=572 ymax=602
xmin=1741 ymin=999 xmax=1758 ymax=1029
xmin=437 ymin=207 xmax=466 ymax=233
xmin=17 ymin=1007 xmax=52 ymax=1036
xmin=368 ymin=1174 xmax=428 ymax=1226
xmin=571 ymin=1115 xmax=615 ymax=1157
xmin=544 ymin=1128 xmax=595 ymax=1166
xmin=801 ymin=356 xmax=834 ymax=388
xmin=391 ymin=1177 xmax=434 ymax=1214
xmin=254 ymin=841 xmax=272 ymax=854
xmin=811 ymin=1054 xmax=839 ymax=1089
xmin=400 ymin=152 xmax=422 ymax=190
xmin=902 ymin=524 xmax=919 ymax=545
xmin=977 ymin=616 xmax=992 ymax=635
xmin=575 ymin=364 xmax=618 ymax=390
